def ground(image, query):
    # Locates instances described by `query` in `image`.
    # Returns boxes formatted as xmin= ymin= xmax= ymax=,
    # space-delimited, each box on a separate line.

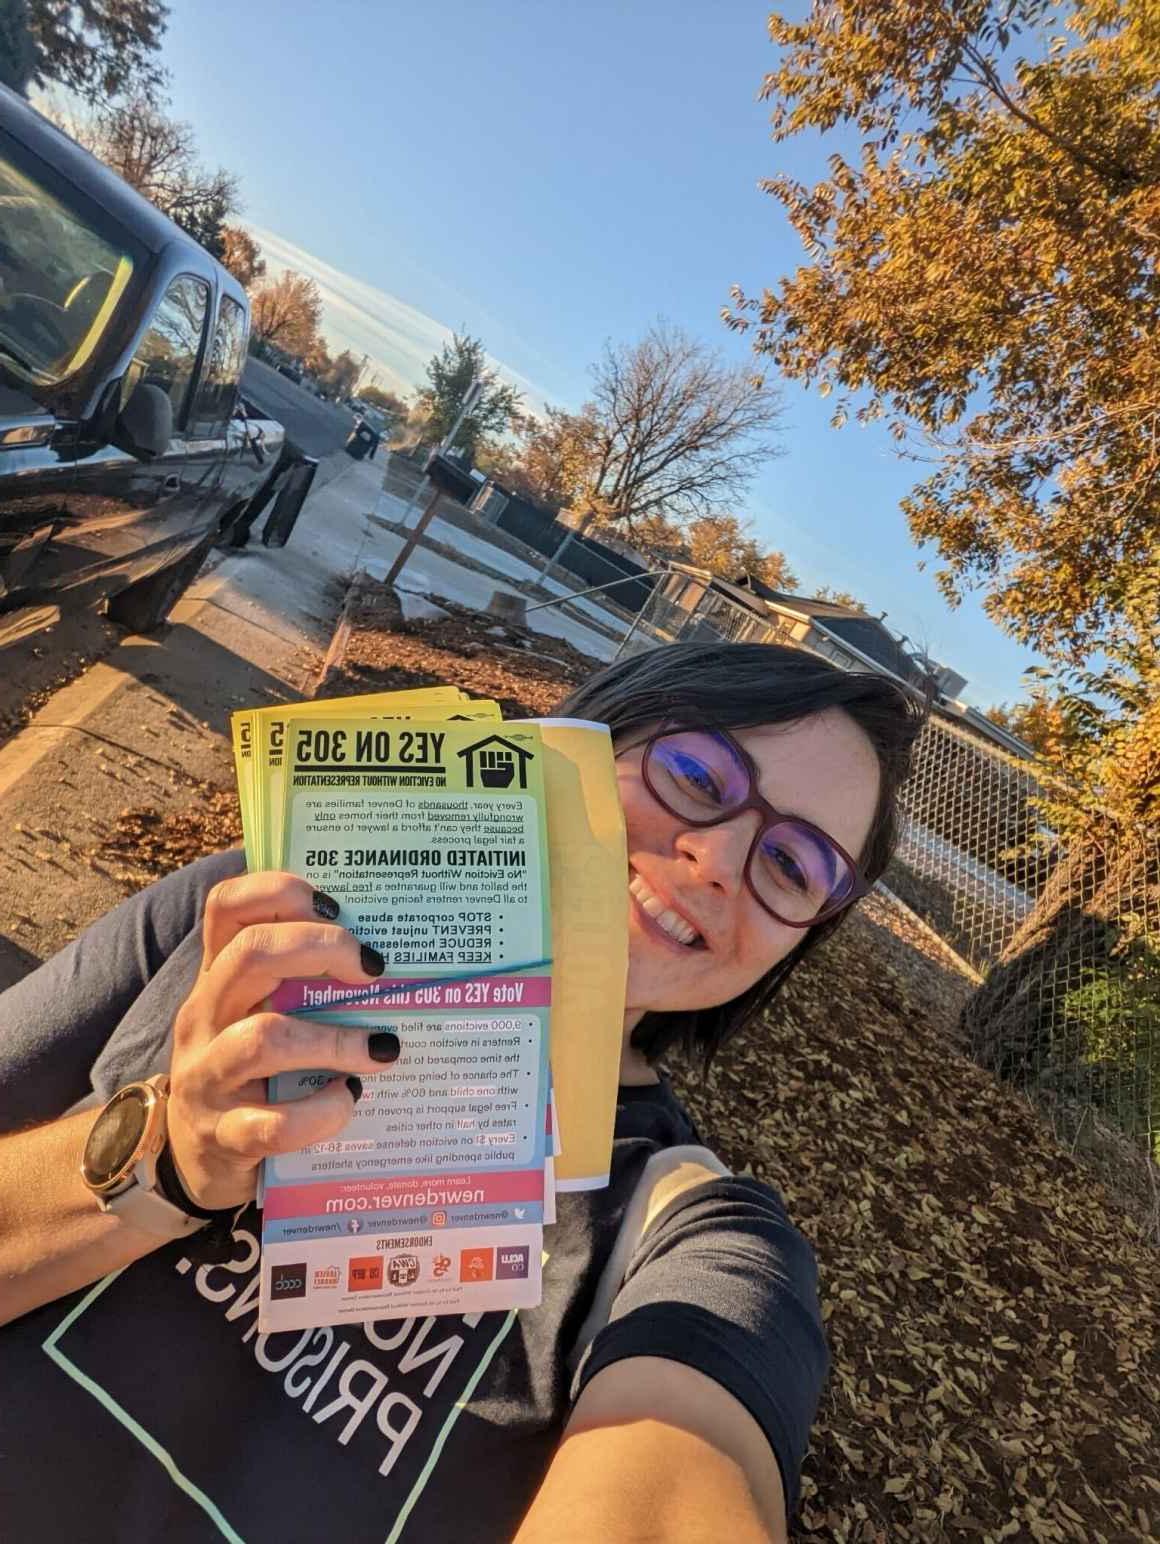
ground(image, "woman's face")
xmin=616 ymin=710 xmax=882 ymax=1020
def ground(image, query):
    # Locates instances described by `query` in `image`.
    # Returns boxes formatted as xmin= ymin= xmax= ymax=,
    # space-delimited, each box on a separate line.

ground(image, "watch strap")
xmin=103 ymin=1173 xmax=211 ymax=1238
xmin=154 ymin=1141 xmax=238 ymax=1222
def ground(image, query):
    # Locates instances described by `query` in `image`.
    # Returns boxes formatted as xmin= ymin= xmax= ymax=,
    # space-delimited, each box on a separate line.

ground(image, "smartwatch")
xmin=80 ymin=1075 xmax=215 ymax=1238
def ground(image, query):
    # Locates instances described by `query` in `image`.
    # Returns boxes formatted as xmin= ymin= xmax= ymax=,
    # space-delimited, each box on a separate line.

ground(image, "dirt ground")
xmin=84 ymin=583 xmax=1160 ymax=1544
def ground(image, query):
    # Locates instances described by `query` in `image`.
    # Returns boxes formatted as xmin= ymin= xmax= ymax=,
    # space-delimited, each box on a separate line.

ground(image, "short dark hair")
xmin=554 ymin=641 xmax=930 ymax=1069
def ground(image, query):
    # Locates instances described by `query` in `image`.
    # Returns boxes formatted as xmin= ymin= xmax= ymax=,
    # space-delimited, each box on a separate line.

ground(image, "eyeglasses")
xmin=633 ymin=724 xmax=871 ymax=929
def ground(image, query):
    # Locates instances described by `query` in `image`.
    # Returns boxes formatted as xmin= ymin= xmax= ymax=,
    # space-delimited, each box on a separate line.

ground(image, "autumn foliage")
xmin=728 ymin=0 xmax=1160 ymax=829
xmin=250 ymin=271 xmax=324 ymax=359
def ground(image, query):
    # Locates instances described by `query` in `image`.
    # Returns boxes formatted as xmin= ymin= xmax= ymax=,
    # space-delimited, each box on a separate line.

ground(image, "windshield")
xmin=0 ymin=148 xmax=135 ymax=389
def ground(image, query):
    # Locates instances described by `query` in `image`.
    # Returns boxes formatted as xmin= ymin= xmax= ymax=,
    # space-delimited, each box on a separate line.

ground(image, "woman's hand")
xmin=167 ymin=871 xmax=395 ymax=1211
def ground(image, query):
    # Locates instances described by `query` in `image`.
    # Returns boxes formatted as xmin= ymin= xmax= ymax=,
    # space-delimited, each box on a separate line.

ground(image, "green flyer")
xmin=258 ymin=717 xmax=554 ymax=1331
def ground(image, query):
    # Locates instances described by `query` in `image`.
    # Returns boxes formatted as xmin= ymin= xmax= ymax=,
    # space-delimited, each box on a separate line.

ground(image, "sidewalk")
xmin=0 ymin=451 xmax=385 ymax=986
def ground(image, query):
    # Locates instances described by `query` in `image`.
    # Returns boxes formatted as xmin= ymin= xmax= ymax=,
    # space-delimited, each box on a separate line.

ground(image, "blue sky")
xmin=160 ymin=0 xmax=1047 ymax=707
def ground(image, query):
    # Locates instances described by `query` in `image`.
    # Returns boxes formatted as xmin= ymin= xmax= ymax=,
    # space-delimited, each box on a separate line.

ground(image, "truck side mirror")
xmin=113 ymin=382 xmax=173 ymax=461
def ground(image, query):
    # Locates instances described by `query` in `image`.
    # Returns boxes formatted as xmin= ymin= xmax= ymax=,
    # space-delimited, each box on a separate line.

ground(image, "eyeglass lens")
xmin=647 ymin=730 xmax=856 ymax=922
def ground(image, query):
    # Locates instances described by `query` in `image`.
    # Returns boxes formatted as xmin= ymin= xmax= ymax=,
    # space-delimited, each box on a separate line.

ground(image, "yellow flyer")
xmin=241 ymin=692 xmax=499 ymax=871
xmin=231 ymin=689 xmax=467 ymax=870
xmin=532 ymin=719 xmax=628 ymax=1189
xmin=242 ymin=688 xmax=468 ymax=867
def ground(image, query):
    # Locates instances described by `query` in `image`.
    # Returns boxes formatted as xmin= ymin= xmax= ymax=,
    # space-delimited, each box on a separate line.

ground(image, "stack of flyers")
xmin=231 ymin=688 xmax=630 ymax=1334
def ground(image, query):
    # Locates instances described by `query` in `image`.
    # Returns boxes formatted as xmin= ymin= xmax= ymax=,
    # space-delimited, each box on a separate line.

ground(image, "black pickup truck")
xmin=0 ymin=87 xmax=313 ymax=636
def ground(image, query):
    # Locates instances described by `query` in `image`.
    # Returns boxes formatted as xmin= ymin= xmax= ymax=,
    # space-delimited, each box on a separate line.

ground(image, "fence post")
xmin=613 ymin=586 xmax=658 ymax=659
xmin=537 ymin=511 xmax=592 ymax=585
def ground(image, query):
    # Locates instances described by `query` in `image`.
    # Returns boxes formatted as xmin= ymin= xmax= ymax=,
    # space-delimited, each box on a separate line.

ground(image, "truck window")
xmin=123 ymin=275 xmax=209 ymax=429
xmin=0 ymin=147 xmax=134 ymax=387
xmin=191 ymin=293 xmax=247 ymax=436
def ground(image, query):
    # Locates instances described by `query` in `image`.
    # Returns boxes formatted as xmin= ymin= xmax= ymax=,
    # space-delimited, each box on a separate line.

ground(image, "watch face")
xmin=82 ymin=1086 xmax=151 ymax=1187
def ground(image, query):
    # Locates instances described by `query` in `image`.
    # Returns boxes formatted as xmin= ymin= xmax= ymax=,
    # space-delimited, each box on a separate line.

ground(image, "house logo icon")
xmin=457 ymin=733 xmax=534 ymax=791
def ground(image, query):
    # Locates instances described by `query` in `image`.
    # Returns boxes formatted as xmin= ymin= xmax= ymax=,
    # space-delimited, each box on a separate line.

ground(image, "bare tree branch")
xmin=586 ymin=320 xmax=783 ymax=524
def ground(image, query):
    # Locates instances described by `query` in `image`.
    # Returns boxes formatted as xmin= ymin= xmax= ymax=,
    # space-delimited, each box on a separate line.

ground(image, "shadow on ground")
xmin=0 ymin=934 xmax=43 ymax=991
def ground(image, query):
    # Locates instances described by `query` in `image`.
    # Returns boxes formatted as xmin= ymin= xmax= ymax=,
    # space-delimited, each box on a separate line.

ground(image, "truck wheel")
xmin=105 ymin=534 xmax=215 ymax=633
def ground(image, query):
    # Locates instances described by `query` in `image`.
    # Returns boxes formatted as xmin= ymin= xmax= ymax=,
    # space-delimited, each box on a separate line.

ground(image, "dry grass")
xmin=672 ymin=900 xmax=1158 ymax=1542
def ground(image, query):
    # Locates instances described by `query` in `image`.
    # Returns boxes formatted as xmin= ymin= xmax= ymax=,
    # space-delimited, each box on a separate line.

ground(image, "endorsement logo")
xmin=459 ymin=1247 xmax=494 ymax=1282
xmin=312 ymin=1265 xmax=341 ymax=1290
xmin=270 ymin=1263 xmax=307 ymax=1300
xmin=348 ymin=1256 xmax=383 ymax=1292
xmin=433 ymin=1254 xmax=452 ymax=1279
xmin=496 ymin=1246 xmax=530 ymax=1281
xmin=386 ymin=1254 xmax=421 ymax=1287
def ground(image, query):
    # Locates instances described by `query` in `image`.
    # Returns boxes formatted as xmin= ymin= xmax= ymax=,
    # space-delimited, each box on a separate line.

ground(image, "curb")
xmin=312 ymin=565 xmax=408 ymax=695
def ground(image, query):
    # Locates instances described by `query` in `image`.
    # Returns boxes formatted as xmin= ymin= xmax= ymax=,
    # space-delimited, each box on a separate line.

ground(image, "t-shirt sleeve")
xmin=0 ymin=849 xmax=244 ymax=1134
xmin=569 ymin=1176 xmax=829 ymax=1521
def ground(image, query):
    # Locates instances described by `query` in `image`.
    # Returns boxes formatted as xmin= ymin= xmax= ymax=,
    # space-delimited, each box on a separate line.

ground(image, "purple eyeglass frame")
xmin=634 ymin=722 xmax=872 ymax=929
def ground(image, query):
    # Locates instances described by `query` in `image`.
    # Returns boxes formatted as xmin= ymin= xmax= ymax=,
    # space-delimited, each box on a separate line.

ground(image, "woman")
xmin=0 ymin=641 xmax=925 ymax=1543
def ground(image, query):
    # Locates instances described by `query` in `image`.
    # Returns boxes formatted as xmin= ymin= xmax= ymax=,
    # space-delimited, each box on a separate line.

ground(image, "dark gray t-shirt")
xmin=0 ymin=852 xmax=829 ymax=1542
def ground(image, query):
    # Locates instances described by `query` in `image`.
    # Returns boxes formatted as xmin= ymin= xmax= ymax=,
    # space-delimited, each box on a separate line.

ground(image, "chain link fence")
xmin=888 ymin=714 xmax=1043 ymax=970
xmin=891 ymin=718 xmax=1160 ymax=1176
xmin=616 ymin=567 xmax=1160 ymax=1180
xmin=614 ymin=565 xmax=793 ymax=653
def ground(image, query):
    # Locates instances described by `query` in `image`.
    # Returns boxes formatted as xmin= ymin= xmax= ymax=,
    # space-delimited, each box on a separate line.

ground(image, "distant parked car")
xmin=277 ymin=362 xmax=304 ymax=384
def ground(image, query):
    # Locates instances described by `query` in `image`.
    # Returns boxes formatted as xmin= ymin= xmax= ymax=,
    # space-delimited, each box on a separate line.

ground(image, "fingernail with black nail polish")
xmin=360 ymin=944 xmax=385 ymax=977
xmin=369 ymin=1032 xmax=400 ymax=1063
xmin=312 ymin=889 xmax=340 ymax=920
xmin=346 ymin=1076 xmax=363 ymax=1103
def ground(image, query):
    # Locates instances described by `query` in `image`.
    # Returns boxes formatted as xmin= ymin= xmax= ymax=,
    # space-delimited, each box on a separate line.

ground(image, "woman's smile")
xmin=628 ymin=868 xmax=709 ymax=950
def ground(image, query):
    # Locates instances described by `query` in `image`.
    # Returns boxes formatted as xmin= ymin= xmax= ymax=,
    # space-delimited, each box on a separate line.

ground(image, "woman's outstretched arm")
xmin=519 ymin=1162 xmax=827 ymax=1542
xmin=0 ymin=872 xmax=396 ymax=1325
xmin=0 ymin=1110 xmax=174 ymax=1327
xmin=514 ymin=1355 xmax=784 ymax=1544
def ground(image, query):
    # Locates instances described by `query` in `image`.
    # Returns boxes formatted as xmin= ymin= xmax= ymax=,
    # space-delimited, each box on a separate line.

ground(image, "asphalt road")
xmin=241 ymin=357 xmax=357 ymax=459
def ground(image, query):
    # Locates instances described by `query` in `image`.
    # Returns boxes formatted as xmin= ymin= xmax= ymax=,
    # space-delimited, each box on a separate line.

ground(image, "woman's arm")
xmin=516 ymin=1162 xmax=788 ymax=1543
xmin=0 ymin=872 xmax=396 ymax=1325
xmin=0 ymin=1110 xmax=172 ymax=1326
xmin=520 ymin=1165 xmax=828 ymax=1542
xmin=0 ymin=850 xmax=243 ymax=1136
xmin=514 ymin=1356 xmax=784 ymax=1544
